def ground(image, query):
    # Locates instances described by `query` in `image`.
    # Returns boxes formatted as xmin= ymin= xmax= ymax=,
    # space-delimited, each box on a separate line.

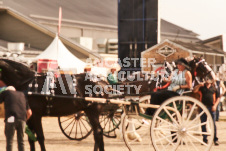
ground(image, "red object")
xmin=154 ymin=67 xmax=170 ymax=90
xmin=0 ymin=80 xmax=6 ymax=87
xmin=37 ymin=59 xmax=58 ymax=73
xmin=157 ymin=82 xmax=170 ymax=90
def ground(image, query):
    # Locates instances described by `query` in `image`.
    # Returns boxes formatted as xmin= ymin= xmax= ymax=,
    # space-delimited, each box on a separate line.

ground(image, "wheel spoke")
xmin=186 ymin=110 xmax=205 ymax=127
xmin=188 ymin=130 xmax=211 ymax=136
xmin=100 ymin=114 xmax=108 ymax=122
xmin=184 ymin=102 xmax=197 ymax=124
xmin=182 ymin=99 xmax=186 ymax=124
xmin=155 ymin=130 xmax=165 ymax=150
xmin=155 ymin=131 xmax=176 ymax=143
xmin=163 ymin=107 xmax=179 ymax=127
xmin=187 ymin=121 xmax=208 ymax=131
xmin=68 ymin=120 xmax=76 ymax=137
xmin=63 ymin=118 xmax=75 ymax=131
xmin=186 ymin=132 xmax=206 ymax=146
xmin=186 ymin=135 xmax=199 ymax=151
xmin=103 ymin=116 xmax=110 ymax=129
xmin=181 ymin=138 xmax=189 ymax=151
xmin=78 ymin=119 xmax=83 ymax=137
xmin=154 ymin=127 xmax=177 ymax=132
xmin=156 ymin=131 xmax=177 ymax=148
xmin=108 ymin=117 xmax=112 ymax=133
xmin=156 ymin=116 xmax=177 ymax=128
xmin=112 ymin=117 xmax=120 ymax=127
xmin=60 ymin=116 xmax=74 ymax=123
xmin=173 ymin=101 xmax=182 ymax=124
xmin=75 ymin=119 xmax=78 ymax=138
xmin=80 ymin=118 xmax=91 ymax=134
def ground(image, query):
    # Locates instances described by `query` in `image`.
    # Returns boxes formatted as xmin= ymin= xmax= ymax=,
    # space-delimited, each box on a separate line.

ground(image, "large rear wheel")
xmin=151 ymin=96 xmax=214 ymax=151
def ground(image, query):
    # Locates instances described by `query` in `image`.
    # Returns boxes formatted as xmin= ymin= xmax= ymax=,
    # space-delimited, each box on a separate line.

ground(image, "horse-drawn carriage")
xmin=0 ymin=57 xmax=215 ymax=151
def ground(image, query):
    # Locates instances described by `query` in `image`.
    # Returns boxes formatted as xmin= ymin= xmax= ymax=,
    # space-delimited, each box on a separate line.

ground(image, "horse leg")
xmin=28 ymin=115 xmax=46 ymax=151
xmin=28 ymin=137 xmax=35 ymax=151
xmin=36 ymin=117 xmax=46 ymax=151
xmin=85 ymin=107 xmax=104 ymax=151
xmin=27 ymin=117 xmax=36 ymax=151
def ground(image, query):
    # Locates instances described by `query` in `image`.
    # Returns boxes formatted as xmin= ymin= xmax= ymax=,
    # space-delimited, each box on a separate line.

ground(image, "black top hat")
xmin=175 ymin=58 xmax=190 ymax=70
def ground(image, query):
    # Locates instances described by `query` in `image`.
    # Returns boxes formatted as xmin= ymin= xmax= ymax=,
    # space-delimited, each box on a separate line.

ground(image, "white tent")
xmin=36 ymin=36 xmax=86 ymax=73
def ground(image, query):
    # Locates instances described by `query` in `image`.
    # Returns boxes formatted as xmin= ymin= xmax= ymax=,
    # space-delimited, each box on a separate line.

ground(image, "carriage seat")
xmin=181 ymin=89 xmax=193 ymax=96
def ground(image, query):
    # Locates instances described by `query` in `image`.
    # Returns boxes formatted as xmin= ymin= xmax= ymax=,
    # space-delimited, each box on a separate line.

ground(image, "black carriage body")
xmin=27 ymin=93 xmax=86 ymax=116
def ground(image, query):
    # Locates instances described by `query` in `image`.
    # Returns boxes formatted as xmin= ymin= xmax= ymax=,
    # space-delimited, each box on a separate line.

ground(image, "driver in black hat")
xmin=165 ymin=57 xmax=192 ymax=95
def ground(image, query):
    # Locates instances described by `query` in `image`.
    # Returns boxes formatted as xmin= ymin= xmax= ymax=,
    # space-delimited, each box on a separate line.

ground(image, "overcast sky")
xmin=160 ymin=0 xmax=226 ymax=40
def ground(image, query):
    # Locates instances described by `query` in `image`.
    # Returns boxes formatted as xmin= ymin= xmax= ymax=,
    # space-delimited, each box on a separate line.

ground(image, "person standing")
xmin=193 ymin=78 xmax=220 ymax=146
xmin=215 ymin=73 xmax=226 ymax=121
xmin=0 ymin=86 xmax=32 ymax=151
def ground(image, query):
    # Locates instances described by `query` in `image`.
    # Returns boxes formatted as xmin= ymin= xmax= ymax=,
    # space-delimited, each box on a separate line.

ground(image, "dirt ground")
xmin=0 ymin=117 xmax=226 ymax=151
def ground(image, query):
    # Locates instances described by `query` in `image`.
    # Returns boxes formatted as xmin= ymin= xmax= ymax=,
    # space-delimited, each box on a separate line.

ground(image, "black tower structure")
xmin=118 ymin=0 xmax=158 ymax=72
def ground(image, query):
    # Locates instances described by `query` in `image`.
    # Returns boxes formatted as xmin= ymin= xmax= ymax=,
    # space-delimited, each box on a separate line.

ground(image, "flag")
xmin=58 ymin=7 xmax=62 ymax=35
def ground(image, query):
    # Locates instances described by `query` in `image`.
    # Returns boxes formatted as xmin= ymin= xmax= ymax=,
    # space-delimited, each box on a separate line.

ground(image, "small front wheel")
xmin=58 ymin=111 xmax=92 ymax=140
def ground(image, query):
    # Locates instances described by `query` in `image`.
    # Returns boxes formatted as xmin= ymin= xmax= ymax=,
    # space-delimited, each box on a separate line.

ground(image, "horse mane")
xmin=0 ymin=59 xmax=35 ymax=90
xmin=188 ymin=57 xmax=216 ymax=86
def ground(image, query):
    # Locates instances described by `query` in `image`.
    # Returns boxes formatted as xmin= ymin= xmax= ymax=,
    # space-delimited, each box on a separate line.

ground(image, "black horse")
xmin=0 ymin=59 xmax=110 ymax=151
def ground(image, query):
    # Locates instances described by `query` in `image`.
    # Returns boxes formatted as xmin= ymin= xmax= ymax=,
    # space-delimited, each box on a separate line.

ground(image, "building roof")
xmin=173 ymin=40 xmax=224 ymax=55
xmin=1 ymin=0 xmax=117 ymax=27
xmin=0 ymin=6 xmax=101 ymax=59
xmin=202 ymin=35 xmax=222 ymax=44
xmin=0 ymin=39 xmax=42 ymax=56
xmin=142 ymin=39 xmax=224 ymax=57
xmin=201 ymin=35 xmax=225 ymax=53
xmin=161 ymin=19 xmax=199 ymax=38
xmin=1 ymin=0 xmax=199 ymax=38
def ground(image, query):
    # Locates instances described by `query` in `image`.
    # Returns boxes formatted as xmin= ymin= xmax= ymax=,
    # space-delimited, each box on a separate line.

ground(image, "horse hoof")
xmin=127 ymin=131 xmax=142 ymax=142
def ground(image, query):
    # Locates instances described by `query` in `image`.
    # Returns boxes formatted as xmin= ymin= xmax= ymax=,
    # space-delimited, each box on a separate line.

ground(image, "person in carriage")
xmin=146 ymin=57 xmax=192 ymax=115
xmin=165 ymin=57 xmax=192 ymax=94
xmin=84 ymin=64 xmax=92 ymax=73
xmin=107 ymin=66 xmax=118 ymax=85
xmin=107 ymin=63 xmax=122 ymax=85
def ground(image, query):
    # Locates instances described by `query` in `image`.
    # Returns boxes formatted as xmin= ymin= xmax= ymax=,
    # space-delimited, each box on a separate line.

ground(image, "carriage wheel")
xmin=100 ymin=108 xmax=122 ymax=138
xmin=121 ymin=113 xmax=152 ymax=151
xmin=151 ymin=96 xmax=214 ymax=151
xmin=58 ymin=111 xmax=92 ymax=140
